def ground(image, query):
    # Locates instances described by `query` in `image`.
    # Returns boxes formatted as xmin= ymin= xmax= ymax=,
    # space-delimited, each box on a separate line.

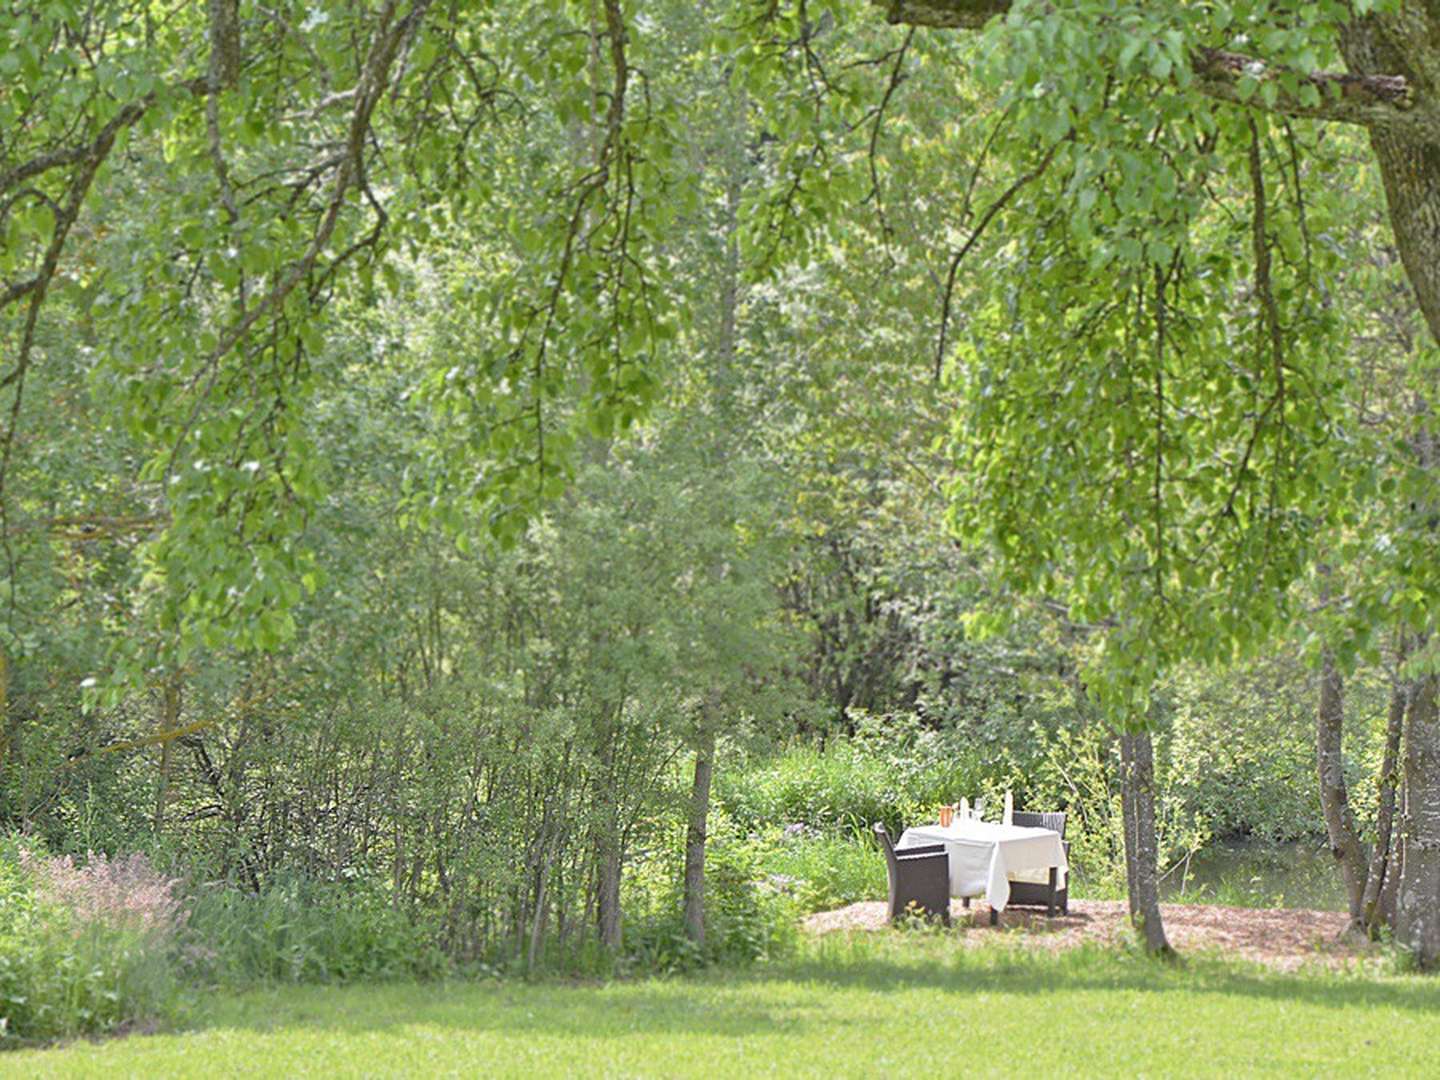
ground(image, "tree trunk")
xmin=1338 ymin=21 xmax=1440 ymax=348
xmin=1315 ymin=650 xmax=1368 ymax=928
xmin=1119 ymin=728 xmax=1172 ymax=956
xmin=596 ymin=837 xmax=622 ymax=951
xmin=1121 ymin=734 xmax=1139 ymax=909
xmin=678 ymin=88 xmax=742 ymax=951
xmin=1397 ymin=671 xmax=1440 ymax=967
xmin=1363 ymin=669 xmax=1408 ymax=935
xmin=154 ymin=677 xmax=182 ymax=831
xmin=682 ymin=722 xmax=716 ymax=949
xmin=0 ymin=648 xmax=9 ymax=817
xmin=527 ymin=845 xmax=552 ymax=975
xmin=1341 ymin=21 xmax=1440 ymax=956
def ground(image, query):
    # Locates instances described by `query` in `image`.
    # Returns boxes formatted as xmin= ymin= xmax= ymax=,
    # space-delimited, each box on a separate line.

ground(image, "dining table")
xmin=895 ymin=818 xmax=1068 ymax=913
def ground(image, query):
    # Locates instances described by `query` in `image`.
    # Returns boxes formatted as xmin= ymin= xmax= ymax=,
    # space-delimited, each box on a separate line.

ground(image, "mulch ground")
xmin=803 ymin=899 xmax=1374 ymax=971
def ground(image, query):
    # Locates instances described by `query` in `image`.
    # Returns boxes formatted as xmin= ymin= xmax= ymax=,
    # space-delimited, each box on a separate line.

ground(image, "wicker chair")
xmin=874 ymin=823 xmax=951 ymax=926
xmin=1007 ymin=811 xmax=1069 ymax=916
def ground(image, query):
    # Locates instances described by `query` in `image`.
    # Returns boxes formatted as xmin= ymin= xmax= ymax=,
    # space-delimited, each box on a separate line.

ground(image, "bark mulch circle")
xmin=803 ymin=899 xmax=1374 ymax=972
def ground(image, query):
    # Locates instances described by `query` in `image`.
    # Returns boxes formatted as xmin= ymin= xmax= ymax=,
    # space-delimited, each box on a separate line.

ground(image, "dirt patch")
xmin=803 ymin=899 xmax=1373 ymax=971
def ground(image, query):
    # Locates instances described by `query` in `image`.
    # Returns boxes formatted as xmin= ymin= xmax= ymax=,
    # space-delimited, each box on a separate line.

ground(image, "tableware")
xmin=938 ymin=804 xmax=955 ymax=828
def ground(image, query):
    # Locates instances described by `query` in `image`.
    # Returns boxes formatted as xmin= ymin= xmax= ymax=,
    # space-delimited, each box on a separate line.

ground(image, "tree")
xmin=11 ymin=0 xmax=1440 ymax=966
xmin=849 ymin=0 xmax=1440 ymax=964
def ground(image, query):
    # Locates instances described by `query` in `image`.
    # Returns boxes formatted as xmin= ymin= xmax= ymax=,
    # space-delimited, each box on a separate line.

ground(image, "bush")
xmin=748 ymin=825 xmax=886 ymax=914
xmin=183 ymin=877 xmax=447 ymax=988
xmin=0 ymin=840 xmax=185 ymax=1046
xmin=718 ymin=736 xmax=959 ymax=840
xmin=622 ymin=820 xmax=799 ymax=975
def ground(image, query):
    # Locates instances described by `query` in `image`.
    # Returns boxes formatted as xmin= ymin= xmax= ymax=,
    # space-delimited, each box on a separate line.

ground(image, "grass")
xmin=9 ymin=933 xmax=1440 ymax=1078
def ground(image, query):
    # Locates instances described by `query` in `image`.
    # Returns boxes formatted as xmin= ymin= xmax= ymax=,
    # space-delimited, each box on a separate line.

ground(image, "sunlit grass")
xmin=11 ymin=932 xmax=1438 ymax=1078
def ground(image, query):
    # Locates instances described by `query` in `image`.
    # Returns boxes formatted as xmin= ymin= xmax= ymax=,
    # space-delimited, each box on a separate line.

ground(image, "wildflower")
xmin=18 ymin=848 xmax=187 ymax=941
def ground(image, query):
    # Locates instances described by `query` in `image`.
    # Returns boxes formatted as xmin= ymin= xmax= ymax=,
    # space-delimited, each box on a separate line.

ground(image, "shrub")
xmin=183 ymin=877 xmax=447 ymax=988
xmin=19 ymin=848 xmax=187 ymax=936
xmin=748 ymin=825 xmax=886 ymax=914
xmin=622 ymin=821 xmax=798 ymax=975
xmin=0 ymin=840 xmax=185 ymax=1046
xmin=717 ymin=740 xmax=929 ymax=838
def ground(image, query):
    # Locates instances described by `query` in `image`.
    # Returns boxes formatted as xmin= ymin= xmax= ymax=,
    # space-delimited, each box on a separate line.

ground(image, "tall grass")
xmin=746 ymin=825 xmax=886 ymax=914
xmin=183 ymin=878 xmax=447 ymax=988
xmin=0 ymin=841 xmax=186 ymax=1046
xmin=717 ymin=740 xmax=981 ymax=838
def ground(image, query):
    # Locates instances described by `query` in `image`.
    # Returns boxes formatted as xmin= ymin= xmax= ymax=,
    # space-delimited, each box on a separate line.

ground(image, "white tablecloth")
xmin=896 ymin=820 xmax=1067 ymax=912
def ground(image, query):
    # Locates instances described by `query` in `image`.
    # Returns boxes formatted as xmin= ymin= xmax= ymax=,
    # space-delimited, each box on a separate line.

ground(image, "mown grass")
xmin=10 ymin=932 xmax=1438 ymax=1078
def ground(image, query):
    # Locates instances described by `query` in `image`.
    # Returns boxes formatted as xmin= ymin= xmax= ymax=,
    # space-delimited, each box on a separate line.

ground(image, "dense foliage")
xmin=7 ymin=0 xmax=1440 ymax=1044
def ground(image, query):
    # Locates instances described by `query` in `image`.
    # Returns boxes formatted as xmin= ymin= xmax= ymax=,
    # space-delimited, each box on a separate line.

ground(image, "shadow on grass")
xmin=763 ymin=936 xmax=1440 ymax=1014
xmin=174 ymin=937 xmax=1440 ymax=1049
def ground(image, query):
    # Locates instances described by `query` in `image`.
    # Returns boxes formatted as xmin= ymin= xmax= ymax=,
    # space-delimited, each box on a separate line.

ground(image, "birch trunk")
xmin=1315 ymin=651 xmax=1368 ymax=928
xmin=682 ymin=722 xmax=716 ymax=949
xmin=1362 ymin=671 xmax=1407 ymax=936
xmin=1119 ymin=729 xmax=1172 ymax=956
xmin=1397 ymin=672 xmax=1440 ymax=967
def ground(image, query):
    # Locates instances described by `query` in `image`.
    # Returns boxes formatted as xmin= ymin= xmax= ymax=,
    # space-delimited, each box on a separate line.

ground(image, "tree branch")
xmin=878 ymin=0 xmax=1004 ymax=29
xmin=1192 ymin=47 xmax=1415 ymax=131
xmin=873 ymin=2 xmax=1427 ymax=132
xmin=164 ymin=0 xmax=433 ymax=481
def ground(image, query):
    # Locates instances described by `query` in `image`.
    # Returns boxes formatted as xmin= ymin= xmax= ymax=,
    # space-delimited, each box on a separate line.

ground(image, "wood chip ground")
xmin=803 ymin=899 xmax=1374 ymax=971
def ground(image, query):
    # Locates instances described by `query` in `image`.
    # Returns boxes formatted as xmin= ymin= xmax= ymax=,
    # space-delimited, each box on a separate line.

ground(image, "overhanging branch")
xmin=873 ymin=1 xmax=1428 ymax=134
xmin=879 ymin=0 xmax=1005 ymax=29
xmin=1192 ymin=47 xmax=1415 ymax=131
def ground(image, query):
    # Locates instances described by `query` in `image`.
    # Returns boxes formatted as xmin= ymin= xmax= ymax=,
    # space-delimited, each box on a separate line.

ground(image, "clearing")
xmin=806 ymin=899 xmax=1368 ymax=971
xmin=7 ymin=925 xmax=1438 ymax=1079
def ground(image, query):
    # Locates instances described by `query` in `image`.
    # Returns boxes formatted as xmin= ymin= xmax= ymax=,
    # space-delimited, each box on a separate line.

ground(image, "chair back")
xmin=1012 ymin=810 xmax=1066 ymax=838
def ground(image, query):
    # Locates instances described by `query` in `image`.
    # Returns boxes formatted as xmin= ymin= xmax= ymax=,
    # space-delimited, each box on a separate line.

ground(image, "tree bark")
xmin=683 ymin=722 xmax=716 ymax=949
xmin=1119 ymin=729 xmax=1172 ymax=956
xmin=0 ymin=648 xmax=9 ymax=816
xmin=596 ymin=834 xmax=623 ymax=950
xmin=1121 ymin=734 xmax=1139 ymax=909
xmin=1397 ymin=670 xmax=1440 ymax=967
xmin=527 ymin=843 xmax=553 ymax=974
xmin=1339 ymin=21 xmax=1440 ymax=347
xmin=1362 ymin=669 xmax=1407 ymax=936
xmin=1315 ymin=649 xmax=1368 ymax=928
xmin=153 ymin=677 xmax=182 ymax=831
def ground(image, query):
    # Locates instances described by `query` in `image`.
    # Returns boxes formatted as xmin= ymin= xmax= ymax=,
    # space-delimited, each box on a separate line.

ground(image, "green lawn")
xmin=8 ymin=935 xmax=1439 ymax=1078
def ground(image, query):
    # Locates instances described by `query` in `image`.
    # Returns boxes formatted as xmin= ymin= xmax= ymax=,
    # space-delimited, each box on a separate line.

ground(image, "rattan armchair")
xmin=873 ymin=822 xmax=951 ymax=926
xmin=1007 ymin=810 xmax=1069 ymax=916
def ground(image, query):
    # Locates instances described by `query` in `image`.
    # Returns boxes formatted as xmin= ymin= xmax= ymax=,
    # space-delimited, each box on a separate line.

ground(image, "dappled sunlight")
xmin=804 ymin=899 xmax=1373 ymax=973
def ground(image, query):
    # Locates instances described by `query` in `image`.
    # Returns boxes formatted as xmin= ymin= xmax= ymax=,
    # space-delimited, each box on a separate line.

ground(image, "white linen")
xmin=896 ymin=820 xmax=1067 ymax=912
